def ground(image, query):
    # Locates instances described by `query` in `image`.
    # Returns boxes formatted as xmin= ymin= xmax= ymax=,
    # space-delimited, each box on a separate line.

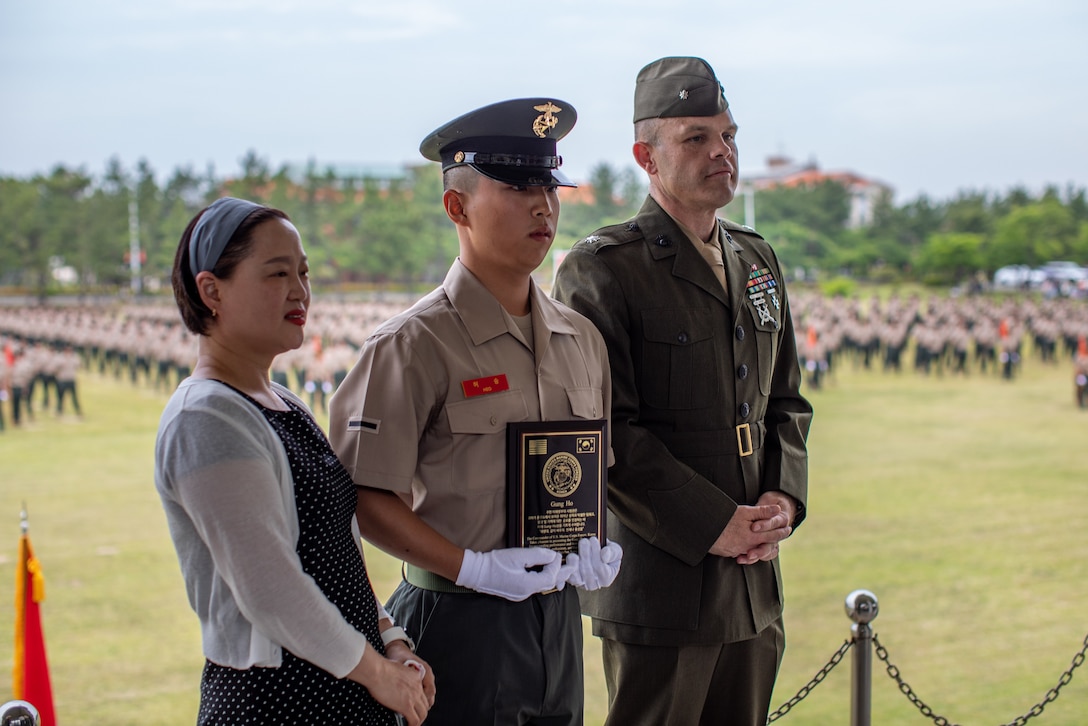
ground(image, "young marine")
xmin=329 ymin=98 xmax=622 ymax=725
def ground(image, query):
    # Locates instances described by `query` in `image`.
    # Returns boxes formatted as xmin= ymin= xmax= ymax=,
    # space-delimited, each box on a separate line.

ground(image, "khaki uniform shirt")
xmin=56 ymin=350 xmax=80 ymax=381
xmin=329 ymin=259 xmax=612 ymax=552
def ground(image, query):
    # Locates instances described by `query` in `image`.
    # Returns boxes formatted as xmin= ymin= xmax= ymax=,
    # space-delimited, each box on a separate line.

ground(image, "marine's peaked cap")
xmin=419 ymin=98 xmax=577 ymax=187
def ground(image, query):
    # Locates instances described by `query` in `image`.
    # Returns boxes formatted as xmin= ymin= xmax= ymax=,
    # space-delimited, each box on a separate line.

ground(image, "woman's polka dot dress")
xmin=197 ymin=389 xmax=398 ymax=725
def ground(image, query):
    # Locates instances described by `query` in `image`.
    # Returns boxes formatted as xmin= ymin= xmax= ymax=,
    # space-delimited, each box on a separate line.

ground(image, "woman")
xmin=155 ymin=197 xmax=434 ymax=725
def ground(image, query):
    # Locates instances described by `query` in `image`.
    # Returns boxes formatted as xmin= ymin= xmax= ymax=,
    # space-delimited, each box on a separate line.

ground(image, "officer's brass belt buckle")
xmin=736 ymin=423 xmax=753 ymax=457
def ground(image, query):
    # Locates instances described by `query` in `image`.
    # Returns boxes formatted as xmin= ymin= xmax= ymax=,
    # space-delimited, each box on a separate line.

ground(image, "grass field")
xmin=1 ymin=349 xmax=1087 ymax=725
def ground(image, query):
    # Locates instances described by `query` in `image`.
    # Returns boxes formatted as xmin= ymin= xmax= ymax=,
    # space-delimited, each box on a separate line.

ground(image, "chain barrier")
xmin=872 ymin=632 xmax=1088 ymax=726
xmin=766 ymin=639 xmax=853 ymax=723
xmin=764 ymin=616 xmax=1088 ymax=725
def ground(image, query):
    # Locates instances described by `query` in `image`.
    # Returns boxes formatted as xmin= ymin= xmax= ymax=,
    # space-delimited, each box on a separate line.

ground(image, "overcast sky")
xmin=2 ymin=0 xmax=1085 ymax=203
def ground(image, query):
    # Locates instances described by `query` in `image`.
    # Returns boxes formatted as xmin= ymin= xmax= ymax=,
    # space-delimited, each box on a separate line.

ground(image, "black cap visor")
xmin=470 ymin=162 xmax=575 ymax=188
xmin=439 ymin=135 xmax=576 ymax=187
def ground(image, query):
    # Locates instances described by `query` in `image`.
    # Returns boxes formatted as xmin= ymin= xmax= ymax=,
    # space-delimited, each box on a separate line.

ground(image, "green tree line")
xmin=2 ymin=151 xmax=1087 ymax=299
xmin=726 ymin=179 xmax=1088 ymax=287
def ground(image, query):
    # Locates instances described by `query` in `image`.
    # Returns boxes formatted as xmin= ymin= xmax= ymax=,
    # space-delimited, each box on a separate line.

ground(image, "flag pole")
xmin=14 ymin=503 xmax=55 ymax=726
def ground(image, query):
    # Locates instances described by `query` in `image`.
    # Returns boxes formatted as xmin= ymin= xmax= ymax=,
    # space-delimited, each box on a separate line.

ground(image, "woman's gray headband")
xmin=188 ymin=197 xmax=265 ymax=274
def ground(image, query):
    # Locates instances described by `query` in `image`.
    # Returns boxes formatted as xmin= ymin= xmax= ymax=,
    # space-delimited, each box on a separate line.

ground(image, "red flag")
xmin=14 ymin=524 xmax=56 ymax=725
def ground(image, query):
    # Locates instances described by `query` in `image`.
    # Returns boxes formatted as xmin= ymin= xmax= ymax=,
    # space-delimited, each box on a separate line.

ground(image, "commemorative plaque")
xmin=506 ymin=419 xmax=607 ymax=556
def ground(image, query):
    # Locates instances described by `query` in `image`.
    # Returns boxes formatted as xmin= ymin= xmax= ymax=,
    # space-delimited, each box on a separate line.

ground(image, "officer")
xmin=553 ymin=57 xmax=813 ymax=726
xmin=329 ymin=98 xmax=621 ymax=725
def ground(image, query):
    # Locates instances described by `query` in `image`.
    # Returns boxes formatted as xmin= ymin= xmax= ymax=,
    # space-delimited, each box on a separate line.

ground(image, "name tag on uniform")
xmin=461 ymin=374 xmax=509 ymax=398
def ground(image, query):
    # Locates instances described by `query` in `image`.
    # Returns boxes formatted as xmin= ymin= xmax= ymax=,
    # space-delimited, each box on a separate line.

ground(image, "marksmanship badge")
xmin=746 ymin=263 xmax=781 ymax=328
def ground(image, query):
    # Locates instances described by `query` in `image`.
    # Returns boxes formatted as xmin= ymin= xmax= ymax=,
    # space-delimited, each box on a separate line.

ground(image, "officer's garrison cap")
xmin=633 ymin=56 xmax=729 ymax=123
xmin=419 ymin=98 xmax=577 ymax=187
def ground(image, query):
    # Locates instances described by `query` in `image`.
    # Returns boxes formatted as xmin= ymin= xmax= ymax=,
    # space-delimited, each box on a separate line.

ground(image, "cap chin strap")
xmin=454 ymin=151 xmax=562 ymax=169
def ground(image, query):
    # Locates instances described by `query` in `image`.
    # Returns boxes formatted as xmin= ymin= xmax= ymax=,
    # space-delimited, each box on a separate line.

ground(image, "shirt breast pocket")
xmin=754 ymin=328 xmax=779 ymax=396
xmin=445 ymin=390 xmax=529 ymax=435
xmin=566 ymin=387 xmax=604 ymax=420
xmin=640 ymin=309 xmax=720 ymax=410
xmin=444 ymin=390 xmax=529 ymax=492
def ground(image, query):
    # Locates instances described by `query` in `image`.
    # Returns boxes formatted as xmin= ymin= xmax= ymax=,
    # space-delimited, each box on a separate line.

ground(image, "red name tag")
xmin=461 ymin=374 xmax=510 ymax=398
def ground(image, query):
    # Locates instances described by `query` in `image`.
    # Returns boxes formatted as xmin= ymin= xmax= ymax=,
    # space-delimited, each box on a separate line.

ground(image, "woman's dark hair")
xmin=171 ymin=204 xmax=291 ymax=335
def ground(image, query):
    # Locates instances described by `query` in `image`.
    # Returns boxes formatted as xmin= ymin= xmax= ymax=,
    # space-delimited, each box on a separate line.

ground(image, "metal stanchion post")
xmin=0 ymin=701 xmax=40 ymax=726
xmin=845 ymin=589 xmax=879 ymax=726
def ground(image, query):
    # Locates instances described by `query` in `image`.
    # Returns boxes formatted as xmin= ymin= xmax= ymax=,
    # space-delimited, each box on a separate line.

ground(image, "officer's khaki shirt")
xmin=329 ymin=259 xmax=612 ymax=552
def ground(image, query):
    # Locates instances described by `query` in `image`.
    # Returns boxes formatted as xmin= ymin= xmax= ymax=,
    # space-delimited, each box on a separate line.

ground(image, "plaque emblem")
xmin=542 ymin=452 xmax=581 ymax=497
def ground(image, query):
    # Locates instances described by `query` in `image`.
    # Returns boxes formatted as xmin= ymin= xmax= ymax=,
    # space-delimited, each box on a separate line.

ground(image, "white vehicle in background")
xmin=1038 ymin=260 xmax=1088 ymax=283
xmin=992 ymin=264 xmax=1039 ymax=289
xmin=1037 ymin=261 xmax=1088 ymax=298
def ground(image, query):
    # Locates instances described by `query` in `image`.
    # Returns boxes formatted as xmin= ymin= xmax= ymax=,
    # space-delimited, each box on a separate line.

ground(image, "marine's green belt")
xmin=404 ymin=563 xmax=475 ymax=594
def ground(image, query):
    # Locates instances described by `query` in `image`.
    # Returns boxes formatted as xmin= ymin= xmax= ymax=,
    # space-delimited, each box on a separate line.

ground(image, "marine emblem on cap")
xmin=532 ymin=102 xmax=563 ymax=138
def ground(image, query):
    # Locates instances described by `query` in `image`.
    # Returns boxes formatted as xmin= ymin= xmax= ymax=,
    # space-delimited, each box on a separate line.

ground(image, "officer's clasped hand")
xmin=455 ymin=547 xmax=562 ymax=602
xmin=559 ymin=537 xmax=623 ymax=591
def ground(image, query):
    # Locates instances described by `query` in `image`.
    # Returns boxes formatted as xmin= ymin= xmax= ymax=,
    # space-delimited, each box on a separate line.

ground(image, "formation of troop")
xmin=5 ymin=287 xmax=1088 ymax=432
xmin=792 ymin=291 xmax=1088 ymax=392
xmin=0 ymin=332 xmax=84 ymax=429
xmin=0 ymin=298 xmax=411 ymax=428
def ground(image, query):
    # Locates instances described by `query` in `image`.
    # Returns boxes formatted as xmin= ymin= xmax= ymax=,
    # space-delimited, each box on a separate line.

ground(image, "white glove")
xmin=561 ymin=537 xmax=623 ymax=591
xmin=455 ymin=547 xmax=562 ymax=602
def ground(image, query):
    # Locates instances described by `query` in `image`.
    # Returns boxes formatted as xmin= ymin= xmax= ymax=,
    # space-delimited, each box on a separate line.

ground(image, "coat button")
xmin=490 ymin=415 xmax=497 ymax=426
xmin=739 ymin=402 xmax=751 ymax=418
xmin=677 ymin=331 xmax=689 ymax=344
xmin=626 ymin=222 xmax=640 ymax=232
xmin=737 ymin=364 xmax=749 ymax=379
xmin=655 ymin=235 xmax=671 ymax=247
xmin=735 ymin=325 xmax=745 ymax=341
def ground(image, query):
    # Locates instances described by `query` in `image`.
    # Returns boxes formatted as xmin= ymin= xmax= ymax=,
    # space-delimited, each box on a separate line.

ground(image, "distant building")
xmin=743 ymin=155 xmax=893 ymax=228
xmin=557 ymin=185 xmax=597 ymax=204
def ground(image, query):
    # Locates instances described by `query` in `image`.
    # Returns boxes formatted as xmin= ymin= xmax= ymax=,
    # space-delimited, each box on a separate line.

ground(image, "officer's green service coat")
xmin=553 ymin=196 xmax=812 ymax=645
